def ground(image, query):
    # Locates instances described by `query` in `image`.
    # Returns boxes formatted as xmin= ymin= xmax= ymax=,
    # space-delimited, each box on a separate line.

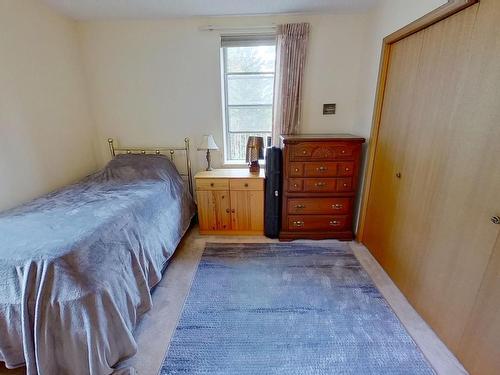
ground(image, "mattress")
xmin=0 ymin=154 xmax=195 ymax=374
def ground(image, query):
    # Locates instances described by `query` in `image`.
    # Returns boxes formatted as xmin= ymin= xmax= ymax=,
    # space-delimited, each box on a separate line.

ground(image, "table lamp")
xmin=198 ymin=135 xmax=219 ymax=171
xmin=246 ymin=136 xmax=264 ymax=173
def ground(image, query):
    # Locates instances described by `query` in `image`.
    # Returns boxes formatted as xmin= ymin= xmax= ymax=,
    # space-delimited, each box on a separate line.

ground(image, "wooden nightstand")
xmin=195 ymin=169 xmax=265 ymax=235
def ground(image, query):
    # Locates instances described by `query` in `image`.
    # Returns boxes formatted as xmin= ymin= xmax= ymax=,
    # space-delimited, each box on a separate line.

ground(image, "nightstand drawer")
xmin=230 ymin=179 xmax=263 ymax=191
xmin=196 ymin=178 xmax=229 ymax=191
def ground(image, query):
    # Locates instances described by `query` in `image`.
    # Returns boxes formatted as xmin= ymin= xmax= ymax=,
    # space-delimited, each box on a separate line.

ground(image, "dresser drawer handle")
xmin=210 ymin=183 xmax=214 ymax=187
xmin=315 ymin=182 xmax=326 ymax=187
xmin=331 ymin=204 xmax=343 ymax=210
xmin=341 ymin=150 xmax=346 ymax=154
xmin=292 ymin=221 xmax=304 ymax=227
xmin=293 ymin=183 xmax=299 ymax=188
xmin=316 ymin=166 xmax=327 ymax=172
xmin=244 ymin=183 xmax=249 ymax=187
xmin=294 ymin=204 xmax=305 ymax=209
xmin=343 ymin=183 xmax=348 ymax=187
xmin=345 ymin=168 xmax=350 ymax=172
xmin=329 ymin=220 xmax=341 ymax=226
xmin=294 ymin=168 xmax=300 ymax=172
xmin=226 ymin=208 xmax=230 ymax=213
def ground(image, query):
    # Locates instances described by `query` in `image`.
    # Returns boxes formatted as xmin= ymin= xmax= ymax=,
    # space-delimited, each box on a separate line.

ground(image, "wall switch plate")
xmin=323 ymin=103 xmax=336 ymax=115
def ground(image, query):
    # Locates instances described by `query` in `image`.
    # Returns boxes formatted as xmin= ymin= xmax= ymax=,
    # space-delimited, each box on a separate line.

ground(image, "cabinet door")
xmin=197 ymin=190 xmax=231 ymax=231
xmin=230 ymin=190 xmax=264 ymax=232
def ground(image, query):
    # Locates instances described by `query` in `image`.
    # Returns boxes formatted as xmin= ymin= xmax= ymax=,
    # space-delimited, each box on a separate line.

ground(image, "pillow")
xmin=102 ymin=154 xmax=182 ymax=183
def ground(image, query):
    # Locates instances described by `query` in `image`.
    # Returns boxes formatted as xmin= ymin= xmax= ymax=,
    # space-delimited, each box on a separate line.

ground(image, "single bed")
xmin=0 ymin=139 xmax=196 ymax=375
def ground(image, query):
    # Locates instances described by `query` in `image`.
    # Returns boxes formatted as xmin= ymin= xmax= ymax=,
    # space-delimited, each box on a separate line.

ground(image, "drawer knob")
xmin=210 ymin=183 xmax=214 ymax=187
xmin=341 ymin=150 xmax=346 ymax=154
xmin=491 ymin=216 xmax=500 ymax=225
xmin=315 ymin=182 xmax=326 ymax=187
xmin=343 ymin=183 xmax=348 ymax=187
xmin=231 ymin=209 xmax=235 ymax=213
xmin=294 ymin=204 xmax=305 ymax=209
xmin=345 ymin=168 xmax=350 ymax=172
xmin=244 ymin=183 xmax=249 ymax=187
xmin=317 ymin=166 xmax=327 ymax=172
xmin=292 ymin=221 xmax=304 ymax=227
xmin=294 ymin=168 xmax=300 ymax=172
xmin=396 ymin=172 xmax=402 ymax=179
xmin=226 ymin=208 xmax=230 ymax=213
xmin=293 ymin=183 xmax=299 ymax=188
xmin=329 ymin=220 xmax=340 ymax=226
xmin=302 ymin=150 xmax=307 ymax=155
xmin=331 ymin=204 xmax=343 ymax=210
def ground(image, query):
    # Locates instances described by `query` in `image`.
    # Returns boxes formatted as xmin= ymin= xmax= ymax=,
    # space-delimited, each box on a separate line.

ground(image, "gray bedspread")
xmin=0 ymin=154 xmax=195 ymax=375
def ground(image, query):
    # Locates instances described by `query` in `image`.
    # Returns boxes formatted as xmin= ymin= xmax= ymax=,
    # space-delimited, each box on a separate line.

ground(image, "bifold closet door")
xmin=459 ymin=232 xmax=500 ymax=375
xmin=363 ymin=0 xmax=500 ymax=369
xmin=362 ymin=31 xmax=424 ymax=273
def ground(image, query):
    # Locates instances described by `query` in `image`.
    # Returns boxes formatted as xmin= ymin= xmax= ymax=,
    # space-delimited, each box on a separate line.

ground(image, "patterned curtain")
xmin=272 ymin=23 xmax=310 ymax=146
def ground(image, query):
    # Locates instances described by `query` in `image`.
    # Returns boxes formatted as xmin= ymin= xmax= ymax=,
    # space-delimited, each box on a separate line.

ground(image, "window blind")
xmin=221 ymin=34 xmax=276 ymax=48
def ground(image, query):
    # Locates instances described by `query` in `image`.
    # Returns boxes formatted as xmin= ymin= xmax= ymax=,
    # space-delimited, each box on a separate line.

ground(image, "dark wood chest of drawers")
xmin=280 ymin=134 xmax=365 ymax=241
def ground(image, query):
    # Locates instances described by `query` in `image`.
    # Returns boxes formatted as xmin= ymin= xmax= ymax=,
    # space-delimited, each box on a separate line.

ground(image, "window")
xmin=221 ymin=35 xmax=276 ymax=163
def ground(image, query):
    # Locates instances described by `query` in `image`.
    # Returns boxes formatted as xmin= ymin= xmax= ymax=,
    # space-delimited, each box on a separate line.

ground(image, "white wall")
xmin=0 ymin=0 xmax=98 ymax=211
xmin=348 ymin=0 xmax=446 ymax=230
xmin=78 ymin=13 xmax=370 ymax=173
xmin=357 ymin=0 xmax=447 ymax=137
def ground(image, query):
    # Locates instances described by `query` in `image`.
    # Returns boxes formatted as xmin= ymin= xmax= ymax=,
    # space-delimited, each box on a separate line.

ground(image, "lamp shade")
xmin=245 ymin=136 xmax=264 ymax=163
xmin=198 ymin=135 xmax=219 ymax=150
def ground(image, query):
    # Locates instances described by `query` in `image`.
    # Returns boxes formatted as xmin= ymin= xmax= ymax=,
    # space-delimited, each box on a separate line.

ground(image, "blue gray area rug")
xmin=160 ymin=242 xmax=435 ymax=374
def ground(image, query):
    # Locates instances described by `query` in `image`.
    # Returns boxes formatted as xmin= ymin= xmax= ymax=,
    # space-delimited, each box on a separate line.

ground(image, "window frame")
xmin=220 ymin=35 xmax=276 ymax=164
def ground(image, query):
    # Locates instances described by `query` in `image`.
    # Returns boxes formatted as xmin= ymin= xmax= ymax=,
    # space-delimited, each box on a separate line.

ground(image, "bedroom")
xmin=0 ymin=0 xmax=498 ymax=374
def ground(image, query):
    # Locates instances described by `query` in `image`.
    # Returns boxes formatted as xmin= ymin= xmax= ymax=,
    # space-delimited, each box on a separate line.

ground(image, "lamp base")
xmin=248 ymin=161 xmax=260 ymax=173
xmin=205 ymin=149 xmax=213 ymax=171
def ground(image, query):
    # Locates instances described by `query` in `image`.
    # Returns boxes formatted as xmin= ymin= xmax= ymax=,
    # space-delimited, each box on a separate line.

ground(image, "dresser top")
xmin=195 ymin=168 xmax=265 ymax=179
xmin=281 ymin=134 xmax=365 ymax=143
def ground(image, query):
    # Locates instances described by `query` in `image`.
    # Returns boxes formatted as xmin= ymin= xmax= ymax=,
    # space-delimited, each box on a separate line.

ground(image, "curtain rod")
xmin=198 ymin=25 xmax=277 ymax=32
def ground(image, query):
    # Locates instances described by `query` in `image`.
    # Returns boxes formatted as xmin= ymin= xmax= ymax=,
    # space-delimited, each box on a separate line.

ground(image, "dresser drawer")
xmin=288 ymin=179 xmax=304 ymax=192
xmin=336 ymin=178 xmax=353 ymax=192
xmin=287 ymin=198 xmax=351 ymax=215
xmin=287 ymin=215 xmax=349 ymax=231
xmin=196 ymin=178 xmax=229 ymax=191
xmin=230 ymin=179 xmax=263 ymax=191
xmin=338 ymin=162 xmax=354 ymax=177
xmin=303 ymin=162 xmax=338 ymax=177
xmin=289 ymin=143 xmax=358 ymax=161
xmin=303 ymin=178 xmax=337 ymax=193
xmin=290 ymin=163 xmax=304 ymax=177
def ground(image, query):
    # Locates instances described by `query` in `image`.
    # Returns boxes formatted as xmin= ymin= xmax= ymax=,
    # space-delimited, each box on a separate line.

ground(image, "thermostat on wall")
xmin=323 ymin=103 xmax=336 ymax=115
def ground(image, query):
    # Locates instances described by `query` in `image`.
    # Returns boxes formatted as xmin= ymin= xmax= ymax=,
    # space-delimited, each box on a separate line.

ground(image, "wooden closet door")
xmin=385 ymin=6 xmax=478 ymax=305
xmin=404 ymin=0 xmax=500 ymax=351
xmin=363 ymin=0 xmax=500 ymax=367
xmin=458 ymin=231 xmax=500 ymax=375
xmin=362 ymin=31 xmax=424 ymax=271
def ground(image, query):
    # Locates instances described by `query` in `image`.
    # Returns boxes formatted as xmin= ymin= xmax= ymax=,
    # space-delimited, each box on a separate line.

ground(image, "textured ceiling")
xmin=41 ymin=0 xmax=379 ymax=20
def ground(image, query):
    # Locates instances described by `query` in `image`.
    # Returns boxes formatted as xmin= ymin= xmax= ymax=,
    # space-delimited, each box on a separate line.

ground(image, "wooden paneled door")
xmin=360 ymin=0 xmax=500 ymax=373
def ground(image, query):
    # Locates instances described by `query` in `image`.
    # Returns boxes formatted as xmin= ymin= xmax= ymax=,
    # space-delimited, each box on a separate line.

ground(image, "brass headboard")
xmin=107 ymin=138 xmax=193 ymax=196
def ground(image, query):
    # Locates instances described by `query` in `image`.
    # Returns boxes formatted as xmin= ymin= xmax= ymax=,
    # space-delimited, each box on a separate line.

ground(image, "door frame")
xmin=357 ymin=0 xmax=479 ymax=242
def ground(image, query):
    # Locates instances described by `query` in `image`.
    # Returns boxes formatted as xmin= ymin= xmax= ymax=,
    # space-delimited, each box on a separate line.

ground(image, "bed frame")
xmin=107 ymin=138 xmax=193 ymax=196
